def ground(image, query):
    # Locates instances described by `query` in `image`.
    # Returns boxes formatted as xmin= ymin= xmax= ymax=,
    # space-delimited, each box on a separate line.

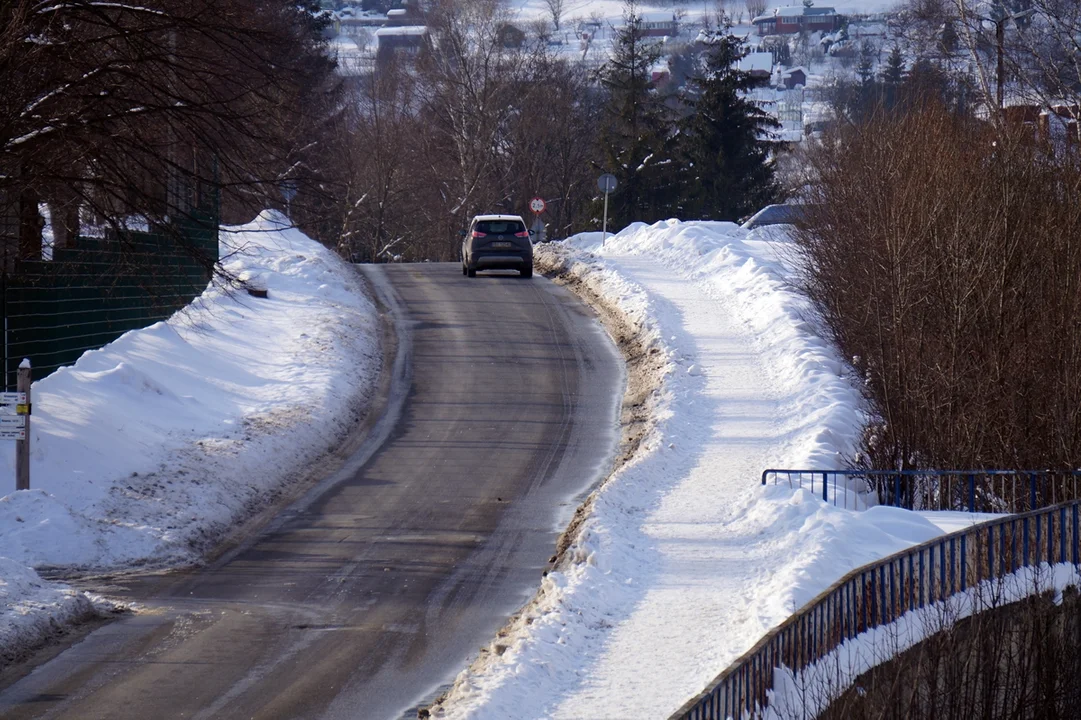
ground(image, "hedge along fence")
xmin=670 ymin=501 xmax=1081 ymax=720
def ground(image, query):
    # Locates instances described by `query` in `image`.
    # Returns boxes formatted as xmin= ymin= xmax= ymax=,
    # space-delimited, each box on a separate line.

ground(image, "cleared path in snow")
xmin=0 ymin=264 xmax=621 ymax=720
xmin=550 ymin=254 xmax=795 ymax=717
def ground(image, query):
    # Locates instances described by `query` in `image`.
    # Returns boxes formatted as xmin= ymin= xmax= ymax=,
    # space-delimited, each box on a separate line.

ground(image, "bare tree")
xmin=545 ymin=0 xmax=566 ymax=31
xmin=746 ymin=0 xmax=768 ymax=20
xmin=1 ymin=0 xmax=336 ymax=257
xmin=417 ymin=0 xmax=554 ymax=256
xmin=796 ymin=102 xmax=1081 ymax=473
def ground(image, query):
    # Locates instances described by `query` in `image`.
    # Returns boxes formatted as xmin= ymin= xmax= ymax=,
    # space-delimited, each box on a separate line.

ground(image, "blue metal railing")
xmin=761 ymin=469 xmax=1081 ymax=513
xmin=670 ymin=501 xmax=1081 ymax=720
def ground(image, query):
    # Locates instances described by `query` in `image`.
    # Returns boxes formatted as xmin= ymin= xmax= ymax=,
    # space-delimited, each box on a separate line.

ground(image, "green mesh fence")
xmin=2 ymin=212 xmax=218 ymax=387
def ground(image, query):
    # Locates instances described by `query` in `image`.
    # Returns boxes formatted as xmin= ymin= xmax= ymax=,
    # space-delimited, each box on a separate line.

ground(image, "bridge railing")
xmin=761 ymin=469 xmax=1081 ymax=513
xmin=670 ymin=501 xmax=1081 ymax=720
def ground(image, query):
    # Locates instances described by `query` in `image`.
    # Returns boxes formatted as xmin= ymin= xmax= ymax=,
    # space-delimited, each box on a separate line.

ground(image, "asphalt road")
xmin=0 ymin=264 xmax=621 ymax=720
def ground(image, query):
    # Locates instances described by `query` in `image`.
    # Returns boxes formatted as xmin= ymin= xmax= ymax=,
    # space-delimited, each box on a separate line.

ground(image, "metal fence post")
xmin=960 ymin=535 xmax=967 ymax=591
xmin=15 ymin=358 xmax=30 ymax=490
xmin=1073 ymin=504 xmax=1079 ymax=566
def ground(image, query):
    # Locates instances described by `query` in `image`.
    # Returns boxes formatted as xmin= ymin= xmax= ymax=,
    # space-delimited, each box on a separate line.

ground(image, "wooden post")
xmin=16 ymin=358 xmax=29 ymax=491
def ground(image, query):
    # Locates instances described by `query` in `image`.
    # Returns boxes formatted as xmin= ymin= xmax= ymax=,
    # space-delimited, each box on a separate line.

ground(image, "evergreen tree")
xmin=856 ymin=41 xmax=876 ymax=86
xmin=882 ymin=45 xmax=906 ymax=85
xmin=596 ymin=8 xmax=676 ymax=226
xmin=675 ymin=28 xmax=780 ymax=221
xmin=775 ymin=41 xmax=792 ymax=67
xmin=939 ymin=20 xmax=959 ymax=55
xmin=881 ymin=45 xmax=905 ymax=108
xmin=846 ymin=40 xmax=881 ymax=121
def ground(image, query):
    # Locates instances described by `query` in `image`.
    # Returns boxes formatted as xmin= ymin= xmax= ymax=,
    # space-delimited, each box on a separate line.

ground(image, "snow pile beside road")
xmin=434 ymin=220 xmax=948 ymax=719
xmin=0 ymin=556 xmax=101 ymax=667
xmin=0 ymin=211 xmax=379 ymax=661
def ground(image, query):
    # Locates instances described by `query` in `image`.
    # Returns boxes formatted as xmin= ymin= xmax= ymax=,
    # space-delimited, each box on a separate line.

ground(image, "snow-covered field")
xmin=431 ymin=221 xmax=989 ymax=718
xmin=0 ymin=211 xmax=379 ymax=665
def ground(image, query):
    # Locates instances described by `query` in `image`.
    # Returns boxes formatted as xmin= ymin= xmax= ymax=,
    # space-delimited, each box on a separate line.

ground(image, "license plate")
xmin=491 ymin=241 xmax=513 ymax=248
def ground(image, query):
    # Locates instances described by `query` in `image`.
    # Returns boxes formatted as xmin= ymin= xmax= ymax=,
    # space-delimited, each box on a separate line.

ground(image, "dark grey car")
xmin=461 ymin=214 xmax=533 ymax=278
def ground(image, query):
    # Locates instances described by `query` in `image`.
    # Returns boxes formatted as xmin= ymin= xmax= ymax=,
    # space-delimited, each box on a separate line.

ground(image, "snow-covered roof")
xmin=335 ymin=7 xmax=384 ymax=19
xmin=738 ymin=52 xmax=774 ymax=74
xmin=387 ymin=8 xmax=407 ymax=17
xmin=636 ymin=11 xmax=678 ymax=22
xmin=782 ymin=66 xmax=808 ymax=77
xmin=375 ymin=25 xmax=428 ymax=37
xmin=758 ymin=5 xmax=837 ymax=20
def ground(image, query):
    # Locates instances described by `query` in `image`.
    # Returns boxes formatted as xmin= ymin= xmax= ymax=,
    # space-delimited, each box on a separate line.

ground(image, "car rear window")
xmin=743 ymin=204 xmax=810 ymax=229
xmin=476 ymin=220 xmax=525 ymax=234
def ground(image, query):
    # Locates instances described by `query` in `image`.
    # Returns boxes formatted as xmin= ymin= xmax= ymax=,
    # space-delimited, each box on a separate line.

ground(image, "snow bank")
xmin=0 ymin=211 xmax=379 ymax=662
xmin=434 ymin=220 xmax=954 ymax=718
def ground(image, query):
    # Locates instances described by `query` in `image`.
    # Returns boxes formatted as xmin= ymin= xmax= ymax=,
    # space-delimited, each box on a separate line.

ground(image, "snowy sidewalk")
xmin=549 ymin=252 xmax=804 ymax=716
xmin=435 ymin=221 xmax=951 ymax=719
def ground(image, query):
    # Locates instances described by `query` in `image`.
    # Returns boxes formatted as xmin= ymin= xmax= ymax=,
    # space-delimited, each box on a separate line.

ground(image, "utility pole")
xmin=996 ymin=15 xmax=1004 ymax=111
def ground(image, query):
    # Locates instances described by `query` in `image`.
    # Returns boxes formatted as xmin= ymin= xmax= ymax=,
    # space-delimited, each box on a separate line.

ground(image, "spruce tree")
xmin=856 ymin=41 xmax=875 ymax=87
xmin=675 ymin=28 xmax=779 ymax=221
xmin=880 ymin=45 xmax=906 ymax=108
xmin=597 ymin=7 xmax=676 ymax=226
xmin=882 ymin=45 xmax=905 ymax=85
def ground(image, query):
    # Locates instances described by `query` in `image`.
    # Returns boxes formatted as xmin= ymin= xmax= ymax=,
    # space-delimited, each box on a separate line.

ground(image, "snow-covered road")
xmin=433 ymin=221 xmax=960 ymax=719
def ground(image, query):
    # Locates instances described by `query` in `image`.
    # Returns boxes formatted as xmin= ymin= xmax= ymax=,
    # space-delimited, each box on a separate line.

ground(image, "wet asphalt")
xmin=0 ymin=263 xmax=621 ymax=720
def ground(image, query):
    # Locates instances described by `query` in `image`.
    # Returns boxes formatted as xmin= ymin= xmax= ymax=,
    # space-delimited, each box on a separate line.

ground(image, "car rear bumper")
xmin=473 ymin=253 xmax=531 ymax=270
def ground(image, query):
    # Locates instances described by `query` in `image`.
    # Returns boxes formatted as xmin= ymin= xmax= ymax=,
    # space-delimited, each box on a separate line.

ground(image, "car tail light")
xmin=514 ymin=231 xmax=529 ymax=238
xmin=472 ymin=231 xmax=487 ymax=238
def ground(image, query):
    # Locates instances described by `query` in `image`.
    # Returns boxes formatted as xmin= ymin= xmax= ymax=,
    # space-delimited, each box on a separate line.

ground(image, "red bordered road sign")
xmin=529 ymin=197 xmax=546 ymax=214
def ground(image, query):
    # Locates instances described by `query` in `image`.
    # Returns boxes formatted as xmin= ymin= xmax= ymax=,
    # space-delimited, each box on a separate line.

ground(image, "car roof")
xmin=472 ymin=214 xmax=525 ymax=222
xmin=740 ymin=204 xmax=809 ymax=230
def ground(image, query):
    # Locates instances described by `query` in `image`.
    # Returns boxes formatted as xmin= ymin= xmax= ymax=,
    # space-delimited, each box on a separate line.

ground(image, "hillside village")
xmin=323 ymin=0 xmax=1077 ymax=150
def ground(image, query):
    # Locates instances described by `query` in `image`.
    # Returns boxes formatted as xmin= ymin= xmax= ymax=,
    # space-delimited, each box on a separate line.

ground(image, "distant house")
xmin=993 ymin=103 xmax=1080 ymax=150
xmin=1042 ymin=106 xmax=1079 ymax=150
xmin=781 ymin=66 xmax=808 ymax=89
xmin=752 ymin=6 xmax=843 ymax=36
xmin=333 ymin=8 xmax=386 ymax=37
xmin=737 ymin=52 xmax=774 ymax=83
xmin=375 ymin=25 xmax=429 ymax=60
xmin=498 ymin=23 xmax=526 ymax=48
xmin=638 ymin=13 xmax=680 ymax=37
